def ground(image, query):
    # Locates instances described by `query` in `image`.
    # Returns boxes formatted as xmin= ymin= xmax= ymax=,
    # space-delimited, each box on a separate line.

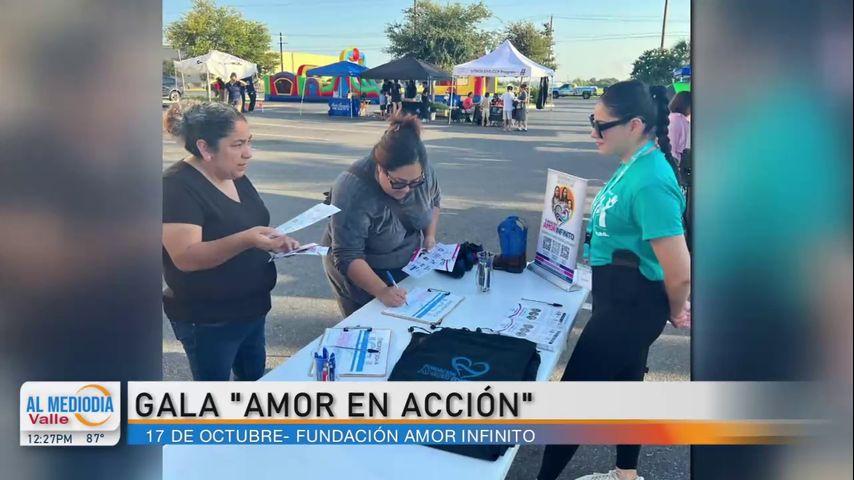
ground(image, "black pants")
xmin=247 ymin=92 xmax=257 ymax=112
xmin=537 ymin=263 xmax=669 ymax=480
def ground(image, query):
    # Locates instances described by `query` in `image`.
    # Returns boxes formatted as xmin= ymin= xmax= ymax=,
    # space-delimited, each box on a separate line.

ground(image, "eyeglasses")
xmin=589 ymin=113 xmax=639 ymax=137
xmin=384 ymin=169 xmax=425 ymax=190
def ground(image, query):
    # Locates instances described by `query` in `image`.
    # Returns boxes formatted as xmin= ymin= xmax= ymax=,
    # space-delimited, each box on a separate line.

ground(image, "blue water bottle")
xmin=495 ymin=216 xmax=528 ymax=273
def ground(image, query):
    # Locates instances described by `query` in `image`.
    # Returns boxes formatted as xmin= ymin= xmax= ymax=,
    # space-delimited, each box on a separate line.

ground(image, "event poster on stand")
xmin=529 ymin=169 xmax=588 ymax=291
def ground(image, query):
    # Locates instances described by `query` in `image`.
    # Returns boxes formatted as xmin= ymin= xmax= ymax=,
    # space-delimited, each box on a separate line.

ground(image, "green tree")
xmin=630 ymin=40 xmax=691 ymax=86
xmin=385 ymin=1 xmax=495 ymax=71
xmin=579 ymin=77 xmax=620 ymax=88
xmin=503 ymin=20 xmax=557 ymax=70
xmin=165 ymin=0 xmax=278 ymax=74
xmin=162 ymin=59 xmax=176 ymax=77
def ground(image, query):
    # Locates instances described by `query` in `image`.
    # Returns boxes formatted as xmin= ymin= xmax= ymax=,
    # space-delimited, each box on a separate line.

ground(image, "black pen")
xmin=327 ymin=345 xmax=380 ymax=354
xmin=521 ymin=298 xmax=563 ymax=308
xmin=428 ymin=288 xmax=451 ymax=294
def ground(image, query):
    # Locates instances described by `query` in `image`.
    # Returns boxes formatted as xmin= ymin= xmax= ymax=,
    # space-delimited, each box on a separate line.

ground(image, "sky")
xmin=163 ymin=0 xmax=691 ymax=80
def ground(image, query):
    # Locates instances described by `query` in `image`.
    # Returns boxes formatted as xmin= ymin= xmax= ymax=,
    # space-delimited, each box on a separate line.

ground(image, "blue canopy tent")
xmin=673 ymin=65 xmax=691 ymax=79
xmin=303 ymin=61 xmax=368 ymax=117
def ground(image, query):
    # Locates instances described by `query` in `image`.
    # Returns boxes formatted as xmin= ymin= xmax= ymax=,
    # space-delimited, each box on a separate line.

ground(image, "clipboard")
xmin=381 ymin=287 xmax=464 ymax=325
xmin=308 ymin=327 xmax=391 ymax=377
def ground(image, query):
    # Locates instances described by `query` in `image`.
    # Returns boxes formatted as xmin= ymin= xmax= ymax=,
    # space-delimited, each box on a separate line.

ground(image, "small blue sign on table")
xmin=329 ymin=98 xmax=359 ymax=117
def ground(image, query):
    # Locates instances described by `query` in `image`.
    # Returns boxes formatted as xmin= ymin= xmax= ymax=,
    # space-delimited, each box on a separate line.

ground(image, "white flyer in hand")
xmin=269 ymin=243 xmax=330 ymax=261
xmin=274 ymin=203 xmax=340 ymax=235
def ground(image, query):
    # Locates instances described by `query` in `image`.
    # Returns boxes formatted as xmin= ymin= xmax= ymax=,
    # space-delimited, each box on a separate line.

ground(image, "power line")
xmin=554 ymin=32 xmax=689 ymax=43
xmin=552 ymin=15 xmax=688 ymax=23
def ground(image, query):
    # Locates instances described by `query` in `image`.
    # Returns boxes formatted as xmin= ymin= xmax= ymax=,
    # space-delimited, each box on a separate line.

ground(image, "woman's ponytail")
xmin=649 ymin=85 xmax=679 ymax=182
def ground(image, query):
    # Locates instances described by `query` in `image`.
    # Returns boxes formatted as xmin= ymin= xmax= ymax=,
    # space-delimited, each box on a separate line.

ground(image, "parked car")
xmin=162 ymin=77 xmax=183 ymax=102
xmin=552 ymin=83 xmax=597 ymax=99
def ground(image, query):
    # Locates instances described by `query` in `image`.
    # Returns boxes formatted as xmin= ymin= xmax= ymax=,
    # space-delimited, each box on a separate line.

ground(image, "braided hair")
xmin=600 ymin=80 xmax=679 ymax=182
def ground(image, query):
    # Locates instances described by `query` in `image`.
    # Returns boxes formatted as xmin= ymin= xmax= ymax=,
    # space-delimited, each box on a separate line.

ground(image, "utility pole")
xmin=413 ymin=0 xmax=417 ymax=34
xmin=549 ymin=15 xmax=554 ymax=64
xmin=660 ymin=0 xmax=669 ymax=49
xmin=279 ymin=32 xmax=285 ymax=73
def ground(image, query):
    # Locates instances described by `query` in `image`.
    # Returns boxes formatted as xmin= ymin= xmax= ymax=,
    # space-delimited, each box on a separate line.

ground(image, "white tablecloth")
xmin=164 ymin=268 xmax=588 ymax=480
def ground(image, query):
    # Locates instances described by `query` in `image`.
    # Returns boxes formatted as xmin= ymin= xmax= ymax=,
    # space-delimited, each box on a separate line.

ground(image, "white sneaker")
xmin=574 ymin=471 xmax=643 ymax=480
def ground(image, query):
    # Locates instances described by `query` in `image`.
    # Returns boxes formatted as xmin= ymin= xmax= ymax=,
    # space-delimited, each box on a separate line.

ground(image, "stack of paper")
xmin=495 ymin=300 xmax=569 ymax=351
xmin=402 ymin=243 xmax=461 ymax=278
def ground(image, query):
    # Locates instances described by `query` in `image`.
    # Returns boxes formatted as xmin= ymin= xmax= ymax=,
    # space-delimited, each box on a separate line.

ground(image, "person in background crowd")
xmin=516 ymin=83 xmax=530 ymax=132
xmin=212 ymin=77 xmax=225 ymax=102
xmin=536 ymin=80 xmax=690 ymax=480
xmin=322 ymin=115 xmax=442 ymax=317
xmin=668 ymin=91 xmax=692 ymax=164
xmin=244 ymin=76 xmax=257 ymax=113
xmin=461 ymin=92 xmax=475 ymax=122
xmin=225 ymin=73 xmax=246 ymax=111
xmin=379 ymin=79 xmax=391 ymax=118
xmin=501 ymin=85 xmax=516 ymax=132
xmin=405 ymin=80 xmax=417 ymax=100
xmin=390 ymin=80 xmax=403 ymax=117
xmin=420 ymin=81 xmax=432 ymax=121
xmin=162 ymin=100 xmax=300 ymax=381
xmin=480 ymin=92 xmax=492 ymax=126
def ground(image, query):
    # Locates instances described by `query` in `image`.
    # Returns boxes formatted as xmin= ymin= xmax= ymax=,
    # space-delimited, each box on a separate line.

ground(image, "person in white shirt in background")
xmin=501 ymin=85 xmax=516 ymax=132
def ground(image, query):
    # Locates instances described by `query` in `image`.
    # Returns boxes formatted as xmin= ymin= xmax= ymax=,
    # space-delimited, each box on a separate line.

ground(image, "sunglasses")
xmin=384 ymin=169 xmax=425 ymax=190
xmin=589 ymin=113 xmax=640 ymax=137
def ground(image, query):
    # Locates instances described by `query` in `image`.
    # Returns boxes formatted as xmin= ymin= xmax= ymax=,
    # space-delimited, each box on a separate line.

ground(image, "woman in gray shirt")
xmin=322 ymin=115 xmax=441 ymax=316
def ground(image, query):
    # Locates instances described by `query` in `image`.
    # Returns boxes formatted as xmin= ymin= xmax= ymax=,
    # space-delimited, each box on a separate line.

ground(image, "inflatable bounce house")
xmin=433 ymin=76 xmax=498 ymax=104
xmin=265 ymin=48 xmax=381 ymax=103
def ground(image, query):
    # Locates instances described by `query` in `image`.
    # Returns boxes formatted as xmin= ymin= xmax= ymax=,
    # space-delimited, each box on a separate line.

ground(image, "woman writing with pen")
xmin=322 ymin=115 xmax=441 ymax=317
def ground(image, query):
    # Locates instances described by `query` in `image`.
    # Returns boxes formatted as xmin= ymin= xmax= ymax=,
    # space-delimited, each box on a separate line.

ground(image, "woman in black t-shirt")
xmin=162 ymin=100 xmax=300 ymax=381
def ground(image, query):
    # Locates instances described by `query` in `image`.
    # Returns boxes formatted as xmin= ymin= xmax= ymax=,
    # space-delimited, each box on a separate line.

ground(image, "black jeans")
xmin=537 ymin=263 xmax=670 ymax=479
xmin=247 ymin=92 xmax=257 ymax=112
xmin=169 ymin=315 xmax=267 ymax=381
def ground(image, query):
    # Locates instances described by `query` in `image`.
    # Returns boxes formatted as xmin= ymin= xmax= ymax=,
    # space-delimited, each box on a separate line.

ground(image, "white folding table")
xmin=163 ymin=268 xmax=588 ymax=480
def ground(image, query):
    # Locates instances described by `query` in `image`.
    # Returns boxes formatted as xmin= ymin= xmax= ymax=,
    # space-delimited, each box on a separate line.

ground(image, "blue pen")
xmin=385 ymin=271 xmax=408 ymax=306
xmin=313 ymin=352 xmax=324 ymax=381
xmin=322 ymin=347 xmax=329 ymax=381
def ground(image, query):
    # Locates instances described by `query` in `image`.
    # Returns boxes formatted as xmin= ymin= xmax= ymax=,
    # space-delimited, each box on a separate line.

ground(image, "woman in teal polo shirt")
xmin=537 ymin=80 xmax=691 ymax=480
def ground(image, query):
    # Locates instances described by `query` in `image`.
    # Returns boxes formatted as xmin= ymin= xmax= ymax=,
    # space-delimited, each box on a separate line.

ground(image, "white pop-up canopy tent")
xmin=453 ymin=40 xmax=555 ymax=78
xmin=450 ymin=40 xmax=555 ymax=123
xmin=173 ymin=50 xmax=258 ymax=100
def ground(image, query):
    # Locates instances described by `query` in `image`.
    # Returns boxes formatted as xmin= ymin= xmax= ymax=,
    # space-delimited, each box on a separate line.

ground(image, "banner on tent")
xmin=529 ymin=169 xmax=588 ymax=291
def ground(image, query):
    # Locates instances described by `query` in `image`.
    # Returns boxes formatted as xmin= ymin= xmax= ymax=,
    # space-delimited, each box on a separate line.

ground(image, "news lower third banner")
xmin=121 ymin=382 xmax=817 ymax=447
